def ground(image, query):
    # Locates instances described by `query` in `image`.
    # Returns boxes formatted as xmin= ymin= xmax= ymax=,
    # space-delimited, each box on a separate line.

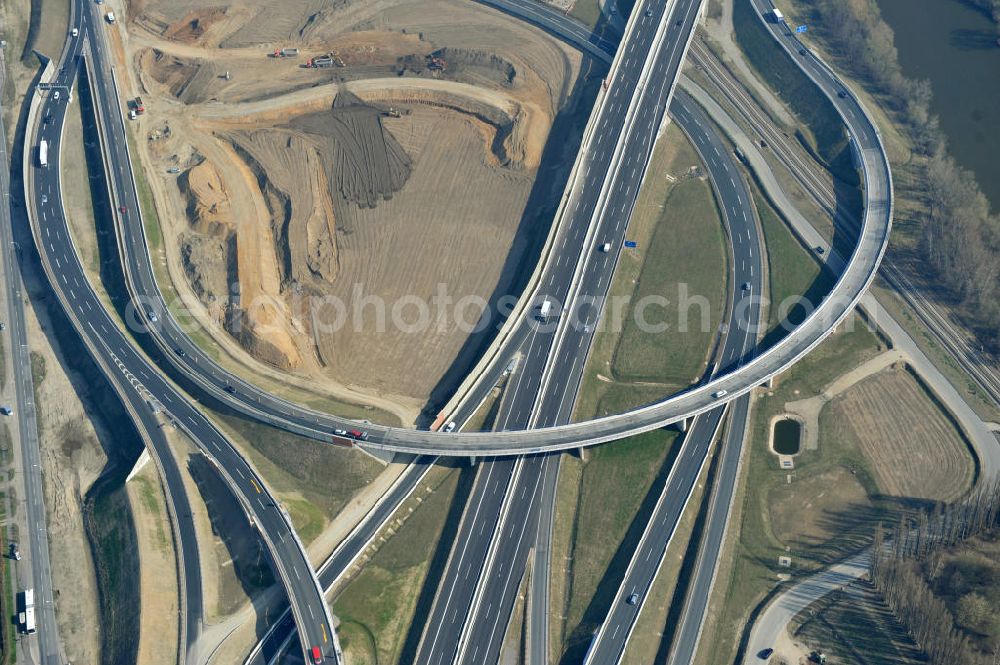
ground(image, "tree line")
xmin=869 ymin=480 xmax=1000 ymax=664
xmin=807 ymin=0 xmax=1000 ymax=352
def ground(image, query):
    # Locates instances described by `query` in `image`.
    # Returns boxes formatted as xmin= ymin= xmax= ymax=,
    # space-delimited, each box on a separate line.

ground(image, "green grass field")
xmin=695 ymin=320 xmax=892 ymax=665
xmin=333 ymin=469 xmax=462 ymax=665
xmin=752 ymin=181 xmax=836 ymax=347
xmin=576 ymin=126 xmax=727 ymax=420
xmin=557 ymin=429 xmax=680 ymax=661
xmin=731 ymin=0 xmax=859 ymax=191
xmin=612 ymin=177 xmax=727 ymax=385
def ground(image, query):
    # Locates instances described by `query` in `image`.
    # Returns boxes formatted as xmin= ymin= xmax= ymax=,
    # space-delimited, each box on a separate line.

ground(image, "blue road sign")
xmin=624 ymin=240 xmax=637 ymax=248
xmin=795 ymin=24 xmax=808 ymax=33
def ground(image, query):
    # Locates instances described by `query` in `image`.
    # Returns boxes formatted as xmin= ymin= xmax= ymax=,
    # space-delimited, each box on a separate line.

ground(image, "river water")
xmin=875 ymin=0 xmax=1000 ymax=211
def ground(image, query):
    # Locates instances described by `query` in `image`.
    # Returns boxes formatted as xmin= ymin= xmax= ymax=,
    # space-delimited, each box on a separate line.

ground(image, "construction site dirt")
xmin=123 ymin=0 xmax=605 ymax=420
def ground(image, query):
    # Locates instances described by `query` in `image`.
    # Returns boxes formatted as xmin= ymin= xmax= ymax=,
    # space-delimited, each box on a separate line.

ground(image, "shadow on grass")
xmin=420 ymin=53 xmax=608 ymax=425
xmin=557 ymin=433 xmax=685 ymax=664
xmin=396 ymin=462 xmax=477 ymax=664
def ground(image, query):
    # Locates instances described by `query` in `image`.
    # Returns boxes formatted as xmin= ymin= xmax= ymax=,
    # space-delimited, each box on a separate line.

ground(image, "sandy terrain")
xmin=25 ymin=311 xmax=105 ymax=665
xmin=119 ymin=0 xmax=589 ymax=412
xmin=128 ymin=464 xmax=180 ymax=665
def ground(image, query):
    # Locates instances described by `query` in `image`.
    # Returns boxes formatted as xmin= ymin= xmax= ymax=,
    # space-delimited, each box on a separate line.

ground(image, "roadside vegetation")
xmin=333 ymin=467 xmax=468 ymax=665
xmin=751 ymin=181 xmax=835 ymax=347
xmin=865 ymin=482 xmax=1000 ymax=664
xmin=780 ymin=0 xmax=1000 ymax=352
xmin=731 ymin=0 xmax=859 ymax=194
xmin=695 ymin=321 xmax=880 ymax=665
xmin=208 ymin=409 xmax=383 ymax=544
xmin=575 ymin=124 xmax=727 ymax=420
xmin=552 ymin=430 xmax=680 ymax=663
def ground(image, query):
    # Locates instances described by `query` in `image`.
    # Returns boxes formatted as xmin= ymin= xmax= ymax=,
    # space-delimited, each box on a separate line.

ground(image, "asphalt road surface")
xmin=0 ymin=60 xmax=64 ymax=665
xmin=411 ymin=0 xmax=711 ymax=661
xmin=89 ymin=0 xmax=892 ymax=456
xmin=581 ymin=85 xmax=764 ymax=665
xmin=26 ymin=3 xmax=340 ymax=662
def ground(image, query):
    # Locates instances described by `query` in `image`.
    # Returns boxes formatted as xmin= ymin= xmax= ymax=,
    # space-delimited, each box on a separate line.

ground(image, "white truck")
xmin=537 ymin=299 xmax=554 ymax=321
xmin=770 ymin=8 xmax=784 ymax=22
xmin=105 ymin=10 xmax=116 ymax=23
xmin=38 ymin=139 xmax=48 ymax=168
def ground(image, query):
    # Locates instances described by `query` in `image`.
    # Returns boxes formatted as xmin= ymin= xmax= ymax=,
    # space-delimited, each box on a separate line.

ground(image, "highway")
xmin=0 ymin=58 xmax=65 ymax=665
xmin=582 ymin=86 xmax=763 ymax=665
xmin=664 ymin=393 xmax=751 ymax=665
xmin=23 ymin=3 xmax=343 ymax=663
xmin=244 ymin=455 xmax=434 ymax=665
xmin=88 ymin=0 xmax=893 ymax=458
xmin=25 ymin=2 xmax=889 ymax=660
xmin=411 ymin=0 xmax=712 ymax=661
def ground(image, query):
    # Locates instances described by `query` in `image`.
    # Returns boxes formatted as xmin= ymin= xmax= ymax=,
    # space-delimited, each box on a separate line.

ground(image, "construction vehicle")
xmin=383 ymin=107 xmax=401 ymax=118
xmin=271 ymin=47 xmax=299 ymax=58
xmin=134 ymin=96 xmax=145 ymax=114
xmin=305 ymin=51 xmax=344 ymax=68
xmin=105 ymin=10 xmax=115 ymax=23
xmin=426 ymin=54 xmax=447 ymax=71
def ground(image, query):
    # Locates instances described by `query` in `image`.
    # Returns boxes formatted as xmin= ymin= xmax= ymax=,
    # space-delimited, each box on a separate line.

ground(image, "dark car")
xmin=675 ymin=18 xmax=682 ymax=26
xmin=758 ymin=647 xmax=774 ymax=659
xmin=224 ymin=385 xmax=236 ymax=394
xmin=799 ymin=48 xmax=807 ymax=55
xmin=119 ymin=205 xmax=127 ymax=214
xmin=174 ymin=347 xmax=186 ymax=357
xmin=837 ymin=90 xmax=848 ymax=99
xmin=816 ymin=246 xmax=826 ymax=255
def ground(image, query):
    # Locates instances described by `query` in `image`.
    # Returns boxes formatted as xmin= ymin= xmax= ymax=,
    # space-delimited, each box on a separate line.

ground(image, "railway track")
xmin=689 ymin=39 xmax=1000 ymax=407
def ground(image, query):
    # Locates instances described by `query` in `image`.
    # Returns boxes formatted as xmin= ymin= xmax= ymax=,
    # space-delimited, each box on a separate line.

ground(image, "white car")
xmin=712 ymin=389 xmax=728 ymax=399
xmin=333 ymin=429 xmax=348 ymax=437
xmin=444 ymin=421 xmax=457 ymax=432
xmin=71 ymin=28 xmax=79 ymax=37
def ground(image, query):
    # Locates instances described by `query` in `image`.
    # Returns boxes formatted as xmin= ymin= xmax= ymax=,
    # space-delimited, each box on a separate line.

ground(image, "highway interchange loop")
xmin=94 ymin=0 xmax=892 ymax=457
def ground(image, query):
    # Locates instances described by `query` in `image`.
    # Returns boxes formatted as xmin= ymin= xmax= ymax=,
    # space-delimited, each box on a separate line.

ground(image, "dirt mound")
xmin=430 ymin=48 xmax=518 ymax=88
xmin=139 ymin=48 xmax=202 ymax=99
xmin=178 ymin=160 xmax=234 ymax=235
xmin=164 ymin=7 xmax=228 ymax=44
xmin=180 ymin=233 xmax=231 ymax=306
xmin=221 ymin=130 xmax=339 ymax=289
xmin=290 ymin=91 xmax=412 ymax=209
xmin=227 ymin=298 xmax=304 ymax=370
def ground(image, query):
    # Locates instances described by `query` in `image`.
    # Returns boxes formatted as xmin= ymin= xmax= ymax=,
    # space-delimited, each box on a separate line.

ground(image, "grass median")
xmin=575 ymin=124 xmax=727 ymax=421
xmin=333 ymin=467 xmax=464 ymax=665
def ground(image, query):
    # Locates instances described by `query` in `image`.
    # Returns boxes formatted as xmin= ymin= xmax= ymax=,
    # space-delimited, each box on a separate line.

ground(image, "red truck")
xmin=311 ymin=646 xmax=322 ymax=663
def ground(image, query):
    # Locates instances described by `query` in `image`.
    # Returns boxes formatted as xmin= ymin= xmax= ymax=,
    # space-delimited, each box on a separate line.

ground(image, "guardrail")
xmin=23 ymin=52 xmax=189 ymax=663
xmin=79 ymin=0 xmax=892 ymax=458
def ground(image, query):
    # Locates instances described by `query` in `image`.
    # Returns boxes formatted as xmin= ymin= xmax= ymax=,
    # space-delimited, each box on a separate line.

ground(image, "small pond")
xmin=772 ymin=418 xmax=802 ymax=455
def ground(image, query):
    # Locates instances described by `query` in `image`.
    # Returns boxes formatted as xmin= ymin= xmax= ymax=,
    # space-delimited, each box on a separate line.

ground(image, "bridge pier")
xmin=469 ymin=455 xmax=478 ymax=467
xmin=676 ymin=417 xmax=690 ymax=433
xmin=126 ymin=448 xmax=151 ymax=482
xmin=763 ymin=376 xmax=775 ymax=389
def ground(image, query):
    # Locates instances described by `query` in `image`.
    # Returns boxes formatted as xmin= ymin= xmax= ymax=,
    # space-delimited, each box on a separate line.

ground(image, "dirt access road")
xmin=117 ymin=0 xmax=593 ymax=418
